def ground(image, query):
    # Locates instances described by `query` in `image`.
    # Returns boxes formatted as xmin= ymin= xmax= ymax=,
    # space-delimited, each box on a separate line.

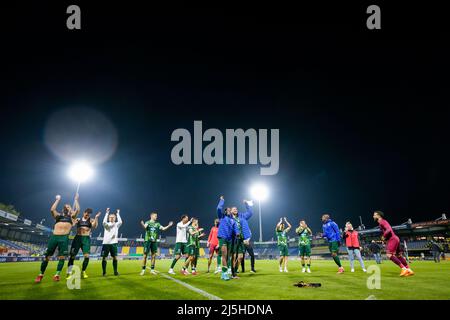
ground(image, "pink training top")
xmin=378 ymin=218 xmax=395 ymax=240
xmin=208 ymin=226 xmax=219 ymax=246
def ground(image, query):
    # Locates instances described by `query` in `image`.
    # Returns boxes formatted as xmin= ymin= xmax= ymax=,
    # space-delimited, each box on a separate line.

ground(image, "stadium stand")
xmin=1 ymin=211 xmax=448 ymax=262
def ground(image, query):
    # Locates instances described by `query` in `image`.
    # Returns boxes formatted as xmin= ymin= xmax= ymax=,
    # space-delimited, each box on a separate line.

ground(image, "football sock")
xmin=390 ymin=255 xmax=405 ymax=268
xmin=82 ymin=258 xmax=89 ymax=271
xmin=142 ymin=265 xmax=146 ymax=270
xmin=170 ymin=259 xmax=177 ymax=269
xmin=40 ymin=260 xmax=48 ymax=274
xmin=102 ymin=260 xmax=107 ymax=273
xmin=151 ymin=264 xmax=155 ymax=270
xmin=222 ymin=266 xmax=227 ymax=273
xmin=333 ymin=255 xmax=342 ymax=267
xmin=113 ymin=259 xmax=118 ymax=273
xmin=398 ymin=256 xmax=409 ymax=269
xmin=56 ymin=259 xmax=65 ymax=272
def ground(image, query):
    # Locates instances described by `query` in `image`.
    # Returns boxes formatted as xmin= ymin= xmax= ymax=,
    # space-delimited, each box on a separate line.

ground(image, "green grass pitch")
xmin=0 ymin=259 xmax=449 ymax=300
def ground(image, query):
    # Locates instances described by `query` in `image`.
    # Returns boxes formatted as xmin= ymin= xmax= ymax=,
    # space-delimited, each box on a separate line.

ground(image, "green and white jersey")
xmin=187 ymin=226 xmax=199 ymax=247
xmin=276 ymin=230 xmax=288 ymax=246
xmin=144 ymin=220 xmax=162 ymax=242
xmin=233 ymin=215 xmax=243 ymax=239
xmin=296 ymin=227 xmax=312 ymax=246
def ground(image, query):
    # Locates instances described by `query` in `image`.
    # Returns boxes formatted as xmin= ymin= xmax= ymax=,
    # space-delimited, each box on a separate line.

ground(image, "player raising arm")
xmin=217 ymin=196 xmax=240 ymax=281
xmin=35 ymin=194 xmax=80 ymax=283
xmin=168 ymin=215 xmax=192 ymax=274
xmin=101 ymin=208 xmax=122 ymax=276
xmin=67 ymin=208 xmax=101 ymax=280
xmin=230 ymin=199 xmax=253 ymax=279
xmin=296 ymin=220 xmax=312 ymax=273
xmin=276 ymin=217 xmax=291 ymax=272
xmin=140 ymin=212 xmax=173 ymax=275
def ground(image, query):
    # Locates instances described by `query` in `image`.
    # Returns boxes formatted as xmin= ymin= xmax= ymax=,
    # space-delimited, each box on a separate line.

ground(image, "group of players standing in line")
xmin=34 ymin=194 xmax=415 ymax=283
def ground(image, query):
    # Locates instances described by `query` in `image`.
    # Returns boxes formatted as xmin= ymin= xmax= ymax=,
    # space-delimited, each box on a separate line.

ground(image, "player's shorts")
xmin=174 ymin=242 xmax=187 ymax=255
xmin=70 ymin=235 xmax=91 ymax=256
xmin=219 ymin=238 xmax=232 ymax=252
xmin=386 ymin=235 xmax=402 ymax=255
xmin=144 ymin=241 xmax=158 ymax=255
xmin=278 ymin=244 xmax=289 ymax=256
xmin=298 ymin=244 xmax=311 ymax=257
xmin=186 ymin=245 xmax=197 ymax=256
xmin=101 ymin=244 xmax=118 ymax=258
xmin=45 ymin=234 xmax=69 ymax=257
xmin=328 ymin=241 xmax=340 ymax=254
xmin=209 ymin=243 xmax=219 ymax=254
xmin=233 ymin=238 xmax=245 ymax=254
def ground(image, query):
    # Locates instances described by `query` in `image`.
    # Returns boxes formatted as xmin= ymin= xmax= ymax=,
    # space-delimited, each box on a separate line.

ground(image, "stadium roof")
xmin=0 ymin=210 xmax=52 ymax=236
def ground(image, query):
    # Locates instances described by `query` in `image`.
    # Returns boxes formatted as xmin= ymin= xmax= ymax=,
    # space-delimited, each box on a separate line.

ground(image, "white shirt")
xmin=102 ymin=212 xmax=122 ymax=244
xmin=175 ymin=220 xmax=191 ymax=243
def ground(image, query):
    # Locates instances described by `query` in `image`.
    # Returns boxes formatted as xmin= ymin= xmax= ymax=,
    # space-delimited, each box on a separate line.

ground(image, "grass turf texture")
xmin=0 ymin=259 xmax=449 ymax=300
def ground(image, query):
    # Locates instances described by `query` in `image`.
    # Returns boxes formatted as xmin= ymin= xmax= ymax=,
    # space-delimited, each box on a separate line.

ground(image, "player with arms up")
xmin=322 ymin=214 xmax=344 ymax=274
xmin=140 ymin=212 xmax=173 ymax=275
xmin=296 ymin=220 xmax=312 ymax=273
xmin=67 ymin=208 xmax=101 ymax=279
xmin=101 ymin=208 xmax=122 ymax=276
xmin=168 ymin=215 xmax=193 ymax=274
xmin=217 ymin=196 xmax=240 ymax=281
xmin=276 ymin=217 xmax=291 ymax=272
xmin=35 ymin=194 xmax=80 ymax=283
xmin=373 ymin=211 xmax=414 ymax=277
xmin=230 ymin=199 xmax=253 ymax=279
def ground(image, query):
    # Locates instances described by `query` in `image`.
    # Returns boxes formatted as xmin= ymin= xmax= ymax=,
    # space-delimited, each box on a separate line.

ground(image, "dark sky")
xmin=0 ymin=2 xmax=449 ymax=239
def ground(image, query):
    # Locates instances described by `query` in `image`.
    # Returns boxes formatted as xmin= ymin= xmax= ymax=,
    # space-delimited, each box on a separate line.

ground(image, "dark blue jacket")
xmin=322 ymin=219 xmax=341 ymax=243
xmin=217 ymin=199 xmax=240 ymax=241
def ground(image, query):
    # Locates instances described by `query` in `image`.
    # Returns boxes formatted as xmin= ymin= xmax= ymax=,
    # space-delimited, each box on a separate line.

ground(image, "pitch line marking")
xmin=160 ymin=273 xmax=223 ymax=300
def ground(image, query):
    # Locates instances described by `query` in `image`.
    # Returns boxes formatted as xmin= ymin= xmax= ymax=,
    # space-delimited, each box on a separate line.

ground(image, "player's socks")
xmin=170 ymin=259 xmax=178 ymax=269
xmin=398 ymin=256 xmax=409 ymax=269
xmin=217 ymin=255 xmax=221 ymax=268
xmin=56 ymin=259 xmax=65 ymax=273
xmin=40 ymin=260 xmax=49 ymax=274
xmin=67 ymin=257 xmax=75 ymax=274
xmin=113 ymin=259 xmax=118 ymax=274
xmin=222 ymin=266 xmax=227 ymax=273
xmin=390 ymin=255 xmax=405 ymax=268
xmin=82 ymin=258 xmax=89 ymax=272
xmin=102 ymin=259 xmax=107 ymax=274
xmin=332 ymin=256 xmax=342 ymax=267
xmin=142 ymin=265 xmax=146 ymax=270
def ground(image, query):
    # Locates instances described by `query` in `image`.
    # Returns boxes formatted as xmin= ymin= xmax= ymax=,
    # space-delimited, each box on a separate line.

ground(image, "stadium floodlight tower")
xmin=250 ymin=184 xmax=269 ymax=243
xmin=68 ymin=161 xmax=94 ymax=207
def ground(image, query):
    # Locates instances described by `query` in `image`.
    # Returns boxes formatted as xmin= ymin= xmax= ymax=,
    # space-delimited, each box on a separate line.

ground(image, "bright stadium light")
xmin=68 ymin=161 xmax=94 ymax=184
xmin=250 ymin=184 xmax=269 ymax=201
xmin=250 ymin=184 xmax=269 ymax=242
xmin=68 ymin=161 xmax=94 ymax=207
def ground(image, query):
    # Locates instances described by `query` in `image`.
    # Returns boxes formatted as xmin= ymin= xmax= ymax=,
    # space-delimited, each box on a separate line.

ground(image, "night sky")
xmin=0 ymin=2 xmax=449 ymax=239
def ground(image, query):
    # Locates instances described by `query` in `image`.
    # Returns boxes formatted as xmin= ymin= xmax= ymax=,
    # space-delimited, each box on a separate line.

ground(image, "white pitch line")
xmin=160 ymin=273 xmax=222 ymax=300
